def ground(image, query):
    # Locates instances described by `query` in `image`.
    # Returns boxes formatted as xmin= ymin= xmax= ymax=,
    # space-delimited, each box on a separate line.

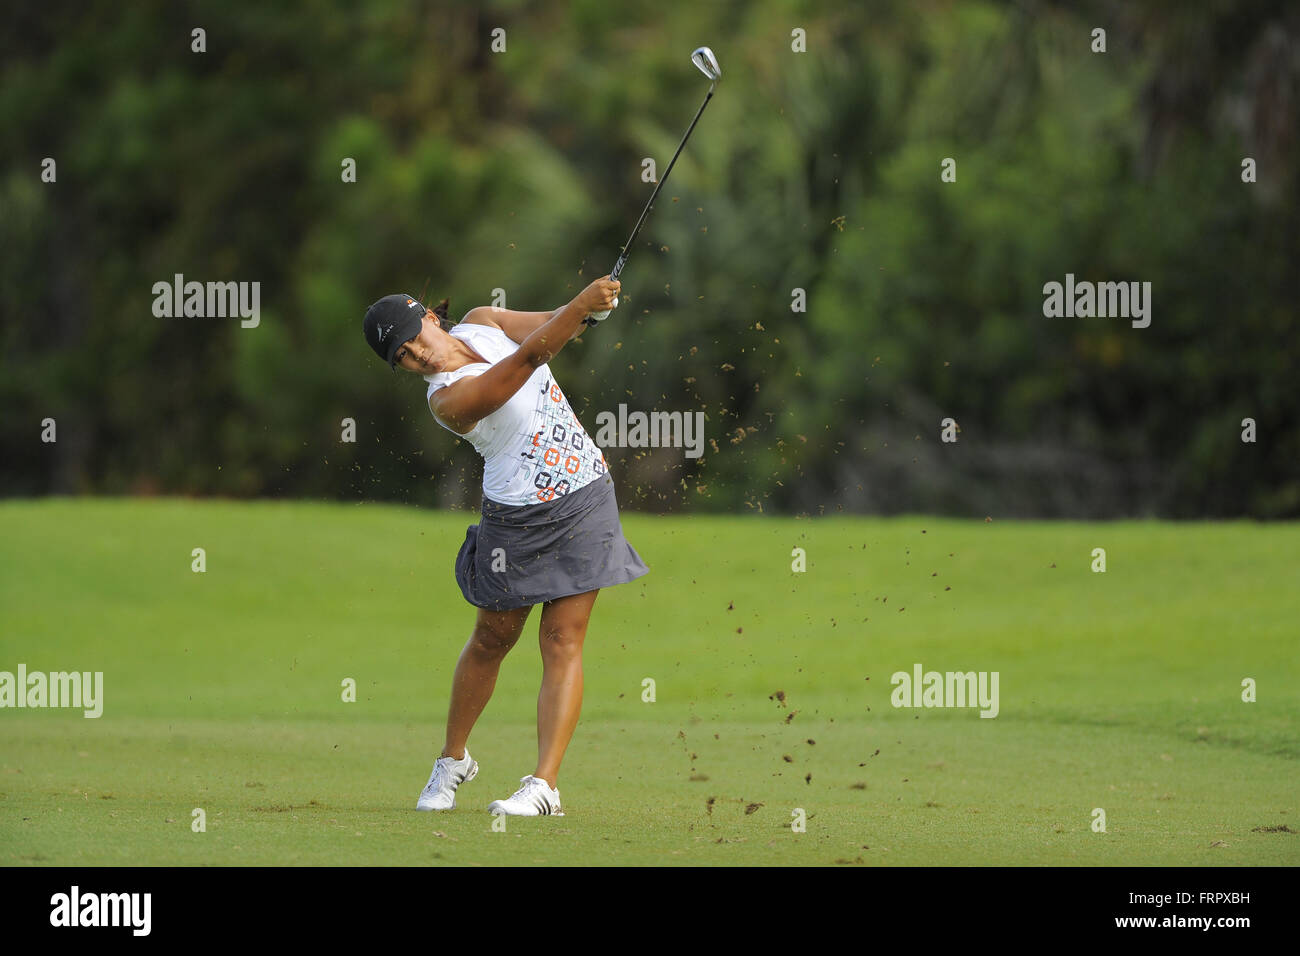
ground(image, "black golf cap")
xmin=363 ymin=294 xmax=428 ymax=368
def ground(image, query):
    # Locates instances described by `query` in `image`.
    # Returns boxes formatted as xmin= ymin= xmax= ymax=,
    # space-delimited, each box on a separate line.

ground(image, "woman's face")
xmin=393 ymin=311 xmax=451 ymax=374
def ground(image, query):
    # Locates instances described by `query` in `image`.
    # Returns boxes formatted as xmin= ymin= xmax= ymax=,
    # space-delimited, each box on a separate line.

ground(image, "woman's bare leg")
xmin=534 ymin=589 xmax=599 ymax=786
xmin=441 ymin=604 xmax=532 ymax=759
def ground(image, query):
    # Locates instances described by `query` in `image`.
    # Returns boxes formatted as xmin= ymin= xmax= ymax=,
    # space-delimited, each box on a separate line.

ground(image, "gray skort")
xmin=454 ymin=475 xmax=649 ymax=611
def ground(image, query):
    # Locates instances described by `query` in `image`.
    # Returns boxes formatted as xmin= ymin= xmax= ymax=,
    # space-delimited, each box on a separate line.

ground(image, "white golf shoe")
xmin=487 ymin=775 xmax=564 ymax=816
xmin=416 ymin=749 xmax=478 ymax=811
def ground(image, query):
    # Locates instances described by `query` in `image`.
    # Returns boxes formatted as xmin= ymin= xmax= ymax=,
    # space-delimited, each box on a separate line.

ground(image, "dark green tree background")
xmin=3 ymin=0 xmax=1296 ymax=517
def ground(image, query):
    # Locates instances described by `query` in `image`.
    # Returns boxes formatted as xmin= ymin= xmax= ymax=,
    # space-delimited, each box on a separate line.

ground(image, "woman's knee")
xmin=539 ymin=621 xmax=586 ymax=661
xmin=470 ymin=611 xmax=526 ymax=657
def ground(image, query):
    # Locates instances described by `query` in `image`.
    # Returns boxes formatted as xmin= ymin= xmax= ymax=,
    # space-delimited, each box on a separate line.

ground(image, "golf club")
xmin=585 ymin=46 xmax=721 ymax=325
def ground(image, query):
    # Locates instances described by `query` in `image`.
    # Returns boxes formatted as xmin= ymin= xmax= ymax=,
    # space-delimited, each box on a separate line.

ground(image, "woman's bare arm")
xmin=429 ymin=276 xmax=619 ymax=433
xmin=462 ymin=306 xmax=586 ymax=345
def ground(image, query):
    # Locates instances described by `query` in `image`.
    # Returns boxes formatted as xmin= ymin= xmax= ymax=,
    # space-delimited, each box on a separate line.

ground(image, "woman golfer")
xmin=362 ymin=276 xmax=648 ymax=816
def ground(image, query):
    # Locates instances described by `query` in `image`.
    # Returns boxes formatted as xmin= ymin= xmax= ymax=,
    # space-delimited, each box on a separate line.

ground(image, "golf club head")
xmin=691 ymin=46 xmax=721 ymax=86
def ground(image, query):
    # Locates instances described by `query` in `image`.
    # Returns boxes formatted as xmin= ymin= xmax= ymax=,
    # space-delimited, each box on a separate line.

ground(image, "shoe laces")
xmin=424 ymin=759 xmax=450 ymax=795
xmin=513 ymin=776 xmax=542 ymax=799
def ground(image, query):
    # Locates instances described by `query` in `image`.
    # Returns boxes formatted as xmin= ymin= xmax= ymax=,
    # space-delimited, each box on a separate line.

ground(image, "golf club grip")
xmin=584 ymin=296 xmax=618 ymax=326
xmin=583 ymin=260 xmax=625 ymax=326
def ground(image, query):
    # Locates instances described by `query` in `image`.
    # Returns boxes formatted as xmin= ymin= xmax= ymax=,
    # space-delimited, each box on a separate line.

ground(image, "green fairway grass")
xmin=1 ymin=498 xmax=1297 ymax=866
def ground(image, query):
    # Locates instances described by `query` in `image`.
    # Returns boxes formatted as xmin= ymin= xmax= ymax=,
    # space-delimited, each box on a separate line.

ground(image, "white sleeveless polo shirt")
xmin=424 ymin=322 xmax=608 ymax=506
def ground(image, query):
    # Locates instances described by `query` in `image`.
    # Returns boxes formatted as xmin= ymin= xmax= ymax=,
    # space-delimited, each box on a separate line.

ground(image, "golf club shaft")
xmin=584 ymin=87 xmax=716 ymax=326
